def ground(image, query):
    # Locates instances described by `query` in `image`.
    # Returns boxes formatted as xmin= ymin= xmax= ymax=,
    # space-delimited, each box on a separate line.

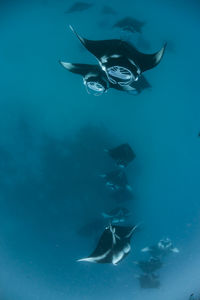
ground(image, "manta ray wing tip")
xmin=69 ymin=24 xmax=74 ymax=32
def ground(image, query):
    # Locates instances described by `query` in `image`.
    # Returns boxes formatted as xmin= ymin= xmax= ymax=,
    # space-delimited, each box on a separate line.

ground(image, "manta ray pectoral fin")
xmin=125 ymin=223 xmax=141 ymax=238
xmin=69 ymin=25 xmax=118 ymax=61
xmin=77 ymin=249 xmax=111 ymax=263
xmin=69 ymin=25 xmax=86 ymax=46
xmin=59 ymin=61 xmax=76 ymax=72
xmin=136 ymin=43 xmax=167 ymax=72
xmin=77 ymin=257 xmax=97 ymax=263
xmin=59 ymin=61 xmax=96 ymax=76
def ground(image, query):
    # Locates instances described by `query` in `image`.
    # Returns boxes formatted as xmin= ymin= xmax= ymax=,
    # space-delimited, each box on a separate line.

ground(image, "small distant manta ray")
xmin=77 ymin=224 xmax=138 ymax=264
xmin=59 ymin=61 xmax=151 ymax=95
xmin=100 ymin=170 xmax=132 ymax=192
xmin=102 ymin=207 xmax=131 ymax=224
xmin=101 ymin=5 xmax=117 ymax=15
xmin=65 ymin=2 xmax=93 ymax=13
xmin=134 ymin=256 xmax=163 ymax=273
xmin=105 ymin=143 xmax=136 ymax=167
xmin=69 ymin=25 xmax=167 ymax=88
xmin=113 ymin=17 xmax=145 ymax=34
xmin=141 ymin=238 xmax=179 ymax=258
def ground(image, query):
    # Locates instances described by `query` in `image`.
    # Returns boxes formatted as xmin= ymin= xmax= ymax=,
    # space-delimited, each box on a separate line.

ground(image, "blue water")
xmin=0 ymin=0 xmax=200 ymax=299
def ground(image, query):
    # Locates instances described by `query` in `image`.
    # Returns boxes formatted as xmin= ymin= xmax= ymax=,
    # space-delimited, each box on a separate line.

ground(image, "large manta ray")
xmin=59 ymin=61 xmax=151 ymax=96
xmin=77 ymin=224 xmax=138 ymax=265
xmin=69 ymin=25 xmax=166 ymax=87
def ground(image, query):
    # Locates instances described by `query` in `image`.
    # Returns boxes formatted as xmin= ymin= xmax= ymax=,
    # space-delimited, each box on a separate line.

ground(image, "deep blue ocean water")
xmin=0 ymin=0 xmax=200 ymax=299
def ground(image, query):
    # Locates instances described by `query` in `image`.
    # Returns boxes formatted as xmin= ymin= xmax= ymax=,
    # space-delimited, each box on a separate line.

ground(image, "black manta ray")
xmin=65 ymin=2 xmax=93 ymax=13
xmin=59 ymin=61 xmax=151 ymax=95
xmin=69 ymin=25 xmax=167 ymax=88
xmin=113 ymin=17 xmax=145 ymax=34
xmin=77 ymin=224 xmax=138 ymax=264
xmin=134 ymin=256 xmax=163 ymax=273
xmin=106 ymin=143 xmax=136 ymax=167
xmin=141 ymin=238 xmax=179 ymax=258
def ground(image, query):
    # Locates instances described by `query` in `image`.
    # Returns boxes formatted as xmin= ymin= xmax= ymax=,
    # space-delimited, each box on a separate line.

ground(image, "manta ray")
xmin=69 ymin=25 xmax=166 ymax=87
xmin=77 ymin=224 xmax=138 ymax=264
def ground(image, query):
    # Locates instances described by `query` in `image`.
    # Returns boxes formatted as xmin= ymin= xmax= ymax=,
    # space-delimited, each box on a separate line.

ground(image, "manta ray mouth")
xmin=85 ymin=81 xmax=106 ymax=96
xmin=106 ymin=66 xmax=136 ymax=86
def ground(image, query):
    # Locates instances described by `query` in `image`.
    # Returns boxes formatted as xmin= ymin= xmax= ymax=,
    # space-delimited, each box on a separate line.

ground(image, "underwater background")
xmin=0 ymin=0 xmax=200 ymax=299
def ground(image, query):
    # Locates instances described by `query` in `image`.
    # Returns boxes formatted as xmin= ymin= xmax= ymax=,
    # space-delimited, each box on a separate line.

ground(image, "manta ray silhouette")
xmin=77 ymin=224 xmax=138 ymax=264
xmin=113 ymin=17 xmax=145 ymax=34
xmin=106 ymin=143 xmax=136 ymax=167
xmin=69 ymin=25 xmax=167 ymax=87
xmin=65 ymin=2 xmax=93 ymax=13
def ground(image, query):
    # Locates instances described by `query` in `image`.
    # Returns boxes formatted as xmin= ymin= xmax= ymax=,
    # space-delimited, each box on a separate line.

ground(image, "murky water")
xmin=0 ymin=0 xmax=200 ymax=299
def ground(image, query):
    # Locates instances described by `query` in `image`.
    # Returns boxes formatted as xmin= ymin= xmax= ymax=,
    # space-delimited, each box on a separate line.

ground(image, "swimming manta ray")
xmin=102 ymin=207 xmax=131 ymax=224
xmin=106 ymin=143 xmax=136 ymax=167
xmin=65 ymin=2 xmax=93 ymax=14
xmin=59 ymin=61 xmax=151 ymax=95
xmin=69 ymin=25 xmax=167 ymax=87
xmin=113 ymin=17 xmax=145 ymax=34
xmin=77 ymin=224 xmax=138 ymax=264
xmin=134 ymin=256 xmax=163 ymax=273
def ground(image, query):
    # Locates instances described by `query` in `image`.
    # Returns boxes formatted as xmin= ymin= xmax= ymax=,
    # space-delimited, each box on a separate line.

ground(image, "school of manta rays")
xmin=58 ymin=2 xmax=198 ymax=297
